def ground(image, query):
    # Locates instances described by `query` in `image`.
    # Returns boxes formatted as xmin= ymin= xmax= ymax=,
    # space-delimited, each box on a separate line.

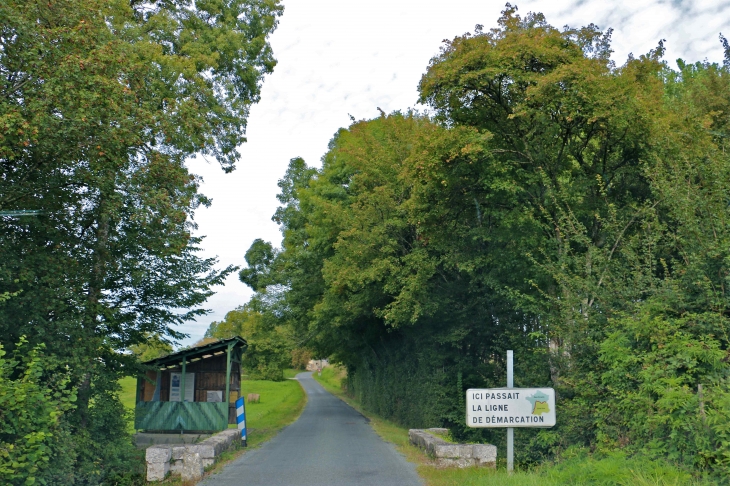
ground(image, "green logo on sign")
xmin=525 ymin=390 xmax=550 ymax=416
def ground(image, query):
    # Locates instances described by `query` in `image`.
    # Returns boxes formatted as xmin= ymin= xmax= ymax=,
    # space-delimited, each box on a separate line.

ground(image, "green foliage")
xmin=68 ymin=375 xmax=144 ymax=485
xmin=316 ymin=369 xmax=709 ymax=486
xmin=239 ymin=239 xmax=279 ymax=292
xmin=543 ymin=450 xmax=705 ymax=486
xmin=290 ymin=348 xmax=313 ymax=370
xmin=0 ymin=337 xmax=76 ymax=486
xmin=235 ymin=4 xmax=730 ymax=479
xmin=205 ymin=304 xmax=291 ymax=381
xmin=597 ymin=307 xmax=730 ymax=473
xmin=345 ymin=344 xmax=449 ymax=429
xmin=128 ymin=336 xmax=173 ymax=363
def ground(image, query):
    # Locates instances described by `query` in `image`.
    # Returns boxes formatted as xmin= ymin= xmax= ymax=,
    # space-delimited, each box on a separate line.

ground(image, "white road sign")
xmin=466 ymin=388 xmax=556 ymax=428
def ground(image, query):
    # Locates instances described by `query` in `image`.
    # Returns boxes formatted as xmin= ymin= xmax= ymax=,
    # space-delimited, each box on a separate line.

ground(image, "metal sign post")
xmin=507 ymin=350 xmax=514 ymax=473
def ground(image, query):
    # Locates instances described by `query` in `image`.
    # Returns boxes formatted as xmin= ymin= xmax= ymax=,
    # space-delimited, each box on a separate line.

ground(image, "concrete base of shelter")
xmin=409 ymin=428 xmax=496 ymax=468
xmin=145 ymin=429 xmax=241 ymax=481
xmin=134 ymin=432 xmax=212 ymax=449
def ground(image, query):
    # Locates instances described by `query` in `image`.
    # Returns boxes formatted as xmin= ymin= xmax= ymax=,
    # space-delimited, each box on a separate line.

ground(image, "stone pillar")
xmin=181 ymin=450 xmax=204 ymax=482
xmin=145 ymin=446 xmax=171 ymax=481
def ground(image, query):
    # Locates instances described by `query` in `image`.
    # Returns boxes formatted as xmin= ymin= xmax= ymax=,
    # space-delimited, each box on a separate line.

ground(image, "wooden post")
xmin=181 ymin=357 xmax=187 ymax=402
xmin=225 ymin=342 xmax=233 ymax=404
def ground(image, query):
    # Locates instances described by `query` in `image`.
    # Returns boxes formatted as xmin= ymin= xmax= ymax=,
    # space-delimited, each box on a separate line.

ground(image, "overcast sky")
xmin=180 ymin=0 xmax=730 ymax=347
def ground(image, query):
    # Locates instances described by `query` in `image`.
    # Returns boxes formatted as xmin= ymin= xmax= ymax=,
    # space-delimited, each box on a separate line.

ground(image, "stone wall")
xmin=146 ymin=429 xmax=240 ymax=482
xmin=409 ymin=428 xmax=497 ymax=468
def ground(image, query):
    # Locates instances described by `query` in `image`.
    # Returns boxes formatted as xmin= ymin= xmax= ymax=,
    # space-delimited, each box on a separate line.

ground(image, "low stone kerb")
xmin=145 ymin=446 xmax=171 ymax=464
xmin=409 ymin=428 xmax=496 ymax=468
xmin=145 ymin=429 xmax=241 ymax=481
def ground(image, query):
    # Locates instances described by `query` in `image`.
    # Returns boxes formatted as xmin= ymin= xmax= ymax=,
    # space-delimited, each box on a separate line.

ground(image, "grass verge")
xmin=283 ymin=368 xmax=302 ymax=379
xmin=312 ymin=367 xmax=711 ymax=486
xmin=119 ymin=376 xmax=137 ymax=434
xmin=237 ymin=376 xmax=306 ymax=447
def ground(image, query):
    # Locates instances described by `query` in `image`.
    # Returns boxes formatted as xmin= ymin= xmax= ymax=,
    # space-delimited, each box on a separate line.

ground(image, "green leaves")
xmin=237 ymin=5 xmax=730 ymax=476
xmin=205 ymin=304 xmax=291 ymax=381
xmin=0 ymin=338 xmax=76 ymax=485
xmin=239 ymin=239 xmax=278 ymax=292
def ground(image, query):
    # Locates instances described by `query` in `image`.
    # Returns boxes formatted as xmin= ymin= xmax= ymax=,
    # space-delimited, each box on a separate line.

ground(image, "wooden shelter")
xmin=134 ymin=337 xmax=246 ymax=432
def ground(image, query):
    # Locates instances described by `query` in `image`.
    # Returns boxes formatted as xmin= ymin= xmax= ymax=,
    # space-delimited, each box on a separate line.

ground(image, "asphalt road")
xmin=201 ymin=372 xmax=422 ymax=486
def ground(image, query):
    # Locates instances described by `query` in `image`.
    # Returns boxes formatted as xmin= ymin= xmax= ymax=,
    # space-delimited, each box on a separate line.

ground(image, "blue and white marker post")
xmin=235 ymin=396 xmax=247 ymax=447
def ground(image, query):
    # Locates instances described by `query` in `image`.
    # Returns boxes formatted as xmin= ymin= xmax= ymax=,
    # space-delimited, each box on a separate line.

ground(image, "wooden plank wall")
xmin=139 ymin=353 xmax=241 ymax=415
xmin=142 ymin=370 xmax=157 ymax=401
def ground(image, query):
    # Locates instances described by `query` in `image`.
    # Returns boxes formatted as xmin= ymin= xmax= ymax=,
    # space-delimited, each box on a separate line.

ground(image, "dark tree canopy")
xmin=239 ymin=6 xmax=730 ymax=478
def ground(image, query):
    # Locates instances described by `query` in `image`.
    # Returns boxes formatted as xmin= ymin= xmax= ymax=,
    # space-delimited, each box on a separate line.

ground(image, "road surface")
xmin=201 ymin=372 xmax=422 ymax=486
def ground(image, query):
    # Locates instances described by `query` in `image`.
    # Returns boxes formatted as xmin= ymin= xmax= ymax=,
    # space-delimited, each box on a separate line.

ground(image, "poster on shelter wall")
xmin=170 ymin=372 xmax=195 ymax=402
xmin=206 ymin=391 xmax=223 ymax=402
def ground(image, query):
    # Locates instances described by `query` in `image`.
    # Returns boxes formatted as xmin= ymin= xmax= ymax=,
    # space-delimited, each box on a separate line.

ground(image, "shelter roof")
xmin=142 ymin=336 xmax=247 ymax=368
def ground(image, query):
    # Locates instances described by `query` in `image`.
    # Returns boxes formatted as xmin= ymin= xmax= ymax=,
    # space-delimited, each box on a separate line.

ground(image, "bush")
xmin=546 ymin=449 xmax=707 ymax=485
xmin=0 ymin=337 xmax=76 ymax=485
xmin=596 ymin=305 xmax=730 ymax=477
xmin=70 ymin=373 xmax=145 ymax=486
xmin=291 ymin=348 xmax=312 ymax=370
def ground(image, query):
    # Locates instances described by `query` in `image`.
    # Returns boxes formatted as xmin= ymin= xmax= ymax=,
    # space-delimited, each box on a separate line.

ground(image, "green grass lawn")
xmin=118 ymin=376 xmax=137 ymax=434
xmin=283 ymin=368 xmax=303 ymax=379
xmin=312 ymin=367 xmax=711 ymax=486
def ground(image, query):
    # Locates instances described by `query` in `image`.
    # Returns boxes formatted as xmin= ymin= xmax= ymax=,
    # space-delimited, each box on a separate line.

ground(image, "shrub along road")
xmin=201 ymin=372 xmax=421 ymax=486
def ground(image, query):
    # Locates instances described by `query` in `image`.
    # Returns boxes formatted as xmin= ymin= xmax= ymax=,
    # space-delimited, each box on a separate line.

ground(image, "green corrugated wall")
xmin=135 ymin=401 xmax=228 ymax=431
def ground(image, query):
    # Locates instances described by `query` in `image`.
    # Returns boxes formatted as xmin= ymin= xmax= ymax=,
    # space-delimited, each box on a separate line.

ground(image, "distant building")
xmin=306 ymin=358 xmax=329 ymax=371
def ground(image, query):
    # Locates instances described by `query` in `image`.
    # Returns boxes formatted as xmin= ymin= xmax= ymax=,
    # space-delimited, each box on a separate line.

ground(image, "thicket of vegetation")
xmin=0 ymin=0 xmax=282 ymax=483
xmin=237 ymin=6 xmax=730 ymax=479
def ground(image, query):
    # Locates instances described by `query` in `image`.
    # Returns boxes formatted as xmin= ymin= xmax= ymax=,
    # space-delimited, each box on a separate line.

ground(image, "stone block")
xmin=473 ymin=444 xmax=497 ymax=467
xmin=453 ymin=444 xmax=474 ymax=458
xmin=146 ymin=446 xmax=171 ymax=464
xmin=409 ymin=429 xmax=434 ymax=450
xmin=144 ymin=428 xmax=243 ymax=481
xmin=171 ymin=446 xmax=185 ymax=461
xmin=432 ymin=443 xmax=462 ymax=459
xmin=170 ymin=459 xmax=183 ymax=474
xmin=146 ymin=461 xmax=169 ymax=482
xmin=428 ymin=428 xmax=448 ymax=434
xmin=181 ymin=451 xmax=204 ymax=482
xmin=437 ymin=457 xmax=475 ymax=468
xmin=409 ymin=429 xmax=497 ymax=469
xmin=189 ymin=443 xmax=216 ymax=459
xmin=208 ymin=429 xmax=238 ymax=453
xmin=207 ymin=437 xmax=228 ymax=455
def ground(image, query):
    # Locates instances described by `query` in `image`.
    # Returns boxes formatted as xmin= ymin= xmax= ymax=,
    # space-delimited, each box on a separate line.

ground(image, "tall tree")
xmin=0 ymin=0 xmax=282 ymax=482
